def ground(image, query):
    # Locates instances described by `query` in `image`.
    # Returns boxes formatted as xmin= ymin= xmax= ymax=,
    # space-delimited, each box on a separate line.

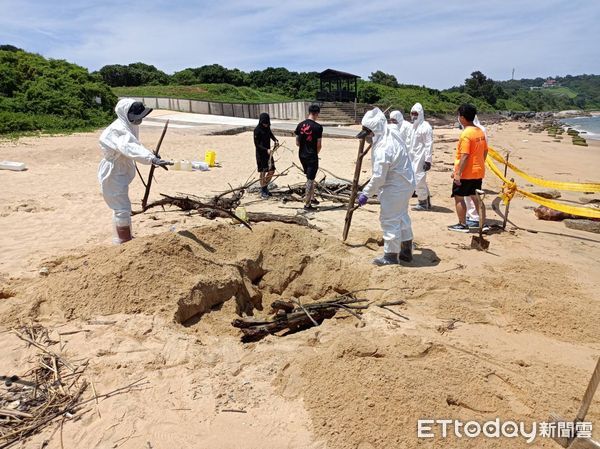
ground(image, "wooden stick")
xmin=502 ymin=177 xmax=514 ymax=231
xmin=0 ymin=409 xmax=34 ymax=419
xmin=575 ymin=357 xmax=600 ymax=423
xmin=343 ymin=138 xmax=372 ymax=241
xmin=12 ymin=330 xmax=75 ymax=372
xmin=141 ymin=120 xmax=169 ymax=210
xmin=90 ymin=377 xmax=101 ymax=419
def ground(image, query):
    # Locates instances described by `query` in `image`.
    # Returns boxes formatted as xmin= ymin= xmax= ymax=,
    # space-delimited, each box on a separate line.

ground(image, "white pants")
xmin=465 ymin=197 xmax=479 ymax=221
xmin=379 ymin=188 xmax=413 ymax=254
xmin=101 ymin=168 xmax=131 ymax=226
xmin=414 ymin=170 xmax=429 ymax=201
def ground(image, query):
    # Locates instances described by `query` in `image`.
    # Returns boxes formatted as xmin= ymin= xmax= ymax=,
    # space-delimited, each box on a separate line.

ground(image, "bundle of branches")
xmin=263 ymin=165 xmax=378 ymax=205
xmin=143 ymin=193 xmax=316 ymax=229
xmin=0 ymin=325 xmax=87 ymax=449
xmin=232 ymin=294 xmax=368 ymax=342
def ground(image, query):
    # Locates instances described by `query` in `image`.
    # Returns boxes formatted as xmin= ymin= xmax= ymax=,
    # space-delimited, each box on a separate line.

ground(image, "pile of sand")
xmin=8 ymin=223 xmax=368 ymax=327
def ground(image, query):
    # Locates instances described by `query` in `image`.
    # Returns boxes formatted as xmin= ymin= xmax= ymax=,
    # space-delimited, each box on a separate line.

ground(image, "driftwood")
xmin=343 ymin=138 xmax=373 ymax=241
xmin=0 ymin=325 xmax=87 ymax=449
xmin=141 ymin=194 xmax=252 ymax=229
xmin=1 ymin=325 xmax=149 ymax=449
xmin=141 ymin=120 xmax=170 ymax=210
xmin=141 ymin=194 xmax=317 ymax=229
xmin=232 ymin=296 xmax=369 ymax=342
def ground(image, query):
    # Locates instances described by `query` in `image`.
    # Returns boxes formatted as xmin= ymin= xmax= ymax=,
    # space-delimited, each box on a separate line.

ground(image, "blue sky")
xmin=1 ymin=0 xmax=599 ymax=89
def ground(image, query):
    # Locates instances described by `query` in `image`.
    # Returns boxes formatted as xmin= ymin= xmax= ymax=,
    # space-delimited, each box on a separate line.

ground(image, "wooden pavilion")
xmin=317 ymin=69 xmax=359 ymax=102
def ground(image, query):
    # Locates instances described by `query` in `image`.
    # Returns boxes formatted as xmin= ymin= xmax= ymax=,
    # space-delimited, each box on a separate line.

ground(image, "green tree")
xmin=0 ymin=49 xmax=117 ymax=134
xmin=96 ymin=63 xmax=169 ymax=87
xmin=358 ymin=83 xmax=380 ymax=104
xmin=464 ymin=71 xmax=506 ymax=105
xmin=369 ymin=70 xmax=399 ymax=88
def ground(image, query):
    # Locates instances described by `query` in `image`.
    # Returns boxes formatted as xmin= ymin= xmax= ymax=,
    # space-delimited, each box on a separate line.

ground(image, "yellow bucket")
xmin=205 ymin=150 xmax=216 ymax=167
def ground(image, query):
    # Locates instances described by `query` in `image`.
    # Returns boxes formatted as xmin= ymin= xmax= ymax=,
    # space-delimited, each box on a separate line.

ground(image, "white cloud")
xmin=1 ymin=0 xmax=598 ymax=88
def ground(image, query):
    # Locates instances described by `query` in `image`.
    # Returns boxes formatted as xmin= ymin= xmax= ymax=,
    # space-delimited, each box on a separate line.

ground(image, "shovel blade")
xmin=471 ymin=236 xmax=490 ymax=251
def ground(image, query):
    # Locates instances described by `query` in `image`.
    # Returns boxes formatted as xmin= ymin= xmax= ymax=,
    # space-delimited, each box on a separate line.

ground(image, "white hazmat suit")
xmin=361 ymin=108 xmax=415 ymax=264
xmin=98 ymin=98 xmax=155 ymax=243
xmin=389 ymin=110 xmax=412 ymax=148
xmin=408 ymin=103 xmax=433 ymax=209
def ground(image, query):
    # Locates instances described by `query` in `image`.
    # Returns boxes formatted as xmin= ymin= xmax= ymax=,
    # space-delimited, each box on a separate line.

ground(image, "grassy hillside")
xmin=0 ymin=47 xmax=116 ymax=136
xmin=362 ymin=81 xmax=494 ymax=115
xmin=113 ymin=84 xmax=292 ymax=104
xmin=497 ymin=74 xmax=600 ymax=110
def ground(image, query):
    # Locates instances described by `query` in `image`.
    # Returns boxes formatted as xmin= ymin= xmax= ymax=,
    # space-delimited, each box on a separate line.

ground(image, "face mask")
xmin=411 ymin=115 xmax=418 ymax=123
xmin=131 ymin=119 xmax=142 ymax=125
xmin=457 ymin=116 xmax=463 ymax=129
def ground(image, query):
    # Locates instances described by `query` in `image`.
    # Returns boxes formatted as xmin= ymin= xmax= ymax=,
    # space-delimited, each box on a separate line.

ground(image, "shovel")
xmin=471 ymin=189 xmax=490 ymax=251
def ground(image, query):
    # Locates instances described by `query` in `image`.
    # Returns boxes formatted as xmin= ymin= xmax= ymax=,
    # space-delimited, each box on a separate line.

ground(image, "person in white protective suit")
xmin=98 ymin=98 xmax=172 ymax=244
xmin=356 ymin=108 xmax=416 ymax=265
xmin=463 ymin=115 xmax=489 ymax=229
xmin=408 ymin=103 xmax=434 ymax=211
xmin=389 ymin=110 xmax=412 ymax=148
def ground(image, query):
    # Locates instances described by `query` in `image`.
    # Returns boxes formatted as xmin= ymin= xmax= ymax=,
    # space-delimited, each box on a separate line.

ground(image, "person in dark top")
xmin=294 ymin=104 xmax=323 ymax=211
xmin=254 ymin=112 xmax=278 ymax=198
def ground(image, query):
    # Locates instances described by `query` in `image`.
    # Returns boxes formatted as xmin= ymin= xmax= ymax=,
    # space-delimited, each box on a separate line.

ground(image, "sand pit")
xmin=1 ymin=120 xmax=599 ymax=448
xmin=5 ymin=223 xmax=368 ymax=327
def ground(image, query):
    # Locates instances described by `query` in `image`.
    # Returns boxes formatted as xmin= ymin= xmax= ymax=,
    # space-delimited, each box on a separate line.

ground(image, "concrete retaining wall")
xmin=122 ymin=96 xmax=311 ymax=121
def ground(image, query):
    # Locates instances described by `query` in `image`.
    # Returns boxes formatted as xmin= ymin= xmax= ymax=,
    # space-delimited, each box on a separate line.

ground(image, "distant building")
xmin=542 ymin=78 xmax=558 ymax=88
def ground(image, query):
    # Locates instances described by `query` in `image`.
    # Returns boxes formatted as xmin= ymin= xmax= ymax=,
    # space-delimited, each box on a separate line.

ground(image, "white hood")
xmin=114 ymin=98 xmax=137 ymax=135
xmin=390 ymin=110 xmax=404 ymax=126
xmin=361 ymin=107 xmax=387 ymax=142
xmin=411 ymin=103 xmax=425 ymax=127
xmin=473 ymin=115 xmax=488 ymax=140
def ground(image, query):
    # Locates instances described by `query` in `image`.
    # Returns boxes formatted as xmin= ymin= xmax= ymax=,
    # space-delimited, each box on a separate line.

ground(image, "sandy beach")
xmin=1 ymin=116 xmax=599 ymax=448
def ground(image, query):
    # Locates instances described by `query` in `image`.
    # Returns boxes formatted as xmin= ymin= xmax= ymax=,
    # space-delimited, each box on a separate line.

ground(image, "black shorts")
xmin=256 ymin=149 xmax=275 ymax=173
xmin=300 ymin=157 xmax=318 ymax=181
xmin=451 ymin=178 xmax=482 ymax=197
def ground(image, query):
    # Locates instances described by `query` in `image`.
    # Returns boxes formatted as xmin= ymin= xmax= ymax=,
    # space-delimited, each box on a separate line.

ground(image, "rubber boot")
xmin=412 ymin=200 xmax=429 ymax=211
xmin=426 ymin=195 xmax=432 ymax=210
xmin=115 ymin=225 xmax=132 ymax=244
xmin=372 ymin=252 xmax=399 ymax=266
xmin=399 ymin=240 xmax=413 ymax=262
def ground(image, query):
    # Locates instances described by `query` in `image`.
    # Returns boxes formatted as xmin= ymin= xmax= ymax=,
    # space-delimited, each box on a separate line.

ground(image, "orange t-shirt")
xmin=454 ymin=126 xmax=488 ymax=179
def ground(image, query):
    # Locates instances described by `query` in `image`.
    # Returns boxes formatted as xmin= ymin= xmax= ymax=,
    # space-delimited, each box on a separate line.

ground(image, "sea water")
xmin=559 ymin=115 xmax=600 ymax=140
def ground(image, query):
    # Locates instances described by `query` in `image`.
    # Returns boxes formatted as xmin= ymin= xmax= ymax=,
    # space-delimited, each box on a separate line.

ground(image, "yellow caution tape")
xmin=486 ymin=154 xmax=600 ymax=219
xmin=488 ymin=147 xmax=600 ymax=193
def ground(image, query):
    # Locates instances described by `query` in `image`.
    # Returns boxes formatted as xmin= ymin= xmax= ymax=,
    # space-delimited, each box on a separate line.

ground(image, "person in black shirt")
xmin=254 ymin=112 xmax=278 ymax=198
xmin=294 ymin=104 xmax=323 ymax=211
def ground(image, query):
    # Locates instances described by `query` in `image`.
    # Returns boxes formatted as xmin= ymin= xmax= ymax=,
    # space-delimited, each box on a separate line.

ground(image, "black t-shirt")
xmin=294 ymin=119 xmax=323 ymax=159
xmin=254 ymin=126 xmax=276 ymax=153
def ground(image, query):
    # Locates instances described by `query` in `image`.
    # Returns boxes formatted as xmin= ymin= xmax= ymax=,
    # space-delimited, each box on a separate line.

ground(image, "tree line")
xmin=0 ymin=45 xmax=116 ymax=134
xmin=97 ymin=61 xmax=600 ymax=112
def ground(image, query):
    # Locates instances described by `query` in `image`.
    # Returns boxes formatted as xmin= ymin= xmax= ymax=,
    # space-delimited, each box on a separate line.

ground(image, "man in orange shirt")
xmin=448 ymin=104 xmax=488 ymax=232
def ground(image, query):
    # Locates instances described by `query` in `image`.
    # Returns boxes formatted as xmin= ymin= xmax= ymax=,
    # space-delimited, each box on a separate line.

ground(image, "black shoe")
xmin=303 ymin=204 xmax=317 ymax=211
xmin=412 ymin=201 xmax=431 ymax=211
xmin=399 ymin=240 xmax=413 ymax=262
xmin=373 ymin=253 xmax=399 ymax=266
xmin=311 ymin=198 xmax=320 ymax=205
xmin=447 ymin=223 xmax=470 ymax=233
